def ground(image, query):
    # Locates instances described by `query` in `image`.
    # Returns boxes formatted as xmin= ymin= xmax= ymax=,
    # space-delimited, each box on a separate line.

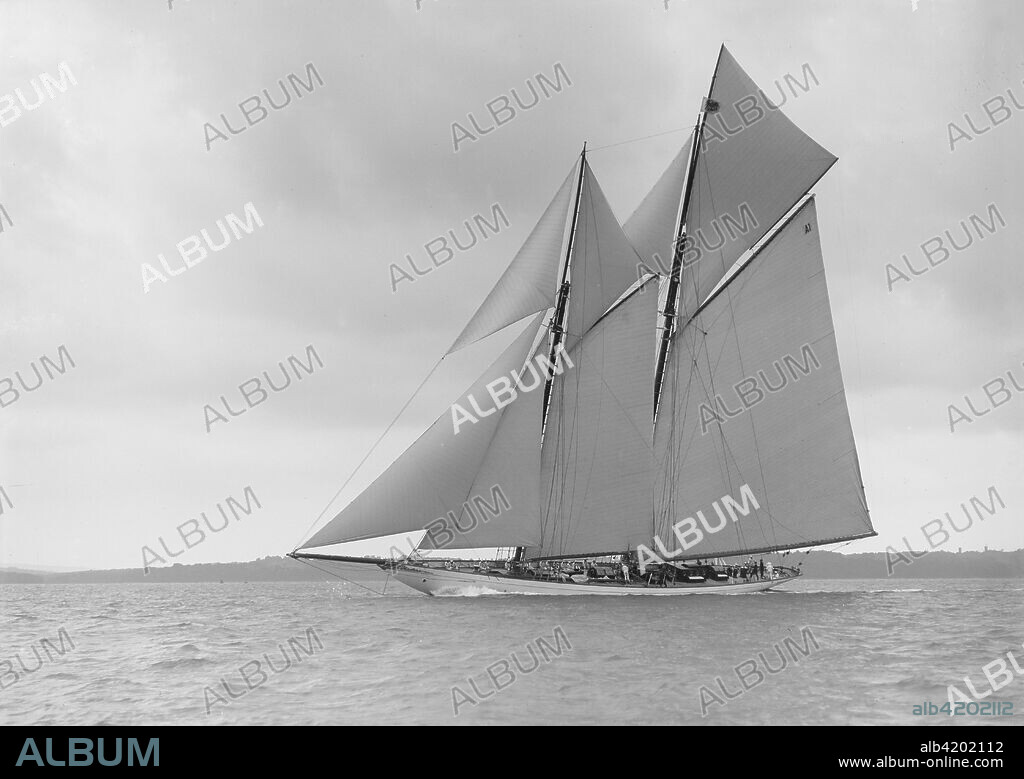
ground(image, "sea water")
xmin=0 ymin=578 xmax=1021 ymax=725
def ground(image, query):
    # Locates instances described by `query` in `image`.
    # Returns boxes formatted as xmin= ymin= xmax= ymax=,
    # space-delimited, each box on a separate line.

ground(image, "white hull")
xmin=393 ymin=564 xmax=796 ymax=597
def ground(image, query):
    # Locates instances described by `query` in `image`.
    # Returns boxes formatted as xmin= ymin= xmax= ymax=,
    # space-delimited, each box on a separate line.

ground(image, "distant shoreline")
xmin=2 ymin=548 xmax=1021 ymax=584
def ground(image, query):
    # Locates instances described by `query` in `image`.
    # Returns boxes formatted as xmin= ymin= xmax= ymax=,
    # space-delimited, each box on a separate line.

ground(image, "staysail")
xmin=538 ymin=281 xmax=659 ymax=558
xmin=302 ymin=313 xmax=547 ymax=551
xmin=651 ymin=198 xmax=874 ymax=560
xmin=623 ymin=136 xmax=691 ymax=276
xmin=447 ymin=163 xmax=577 ymax=354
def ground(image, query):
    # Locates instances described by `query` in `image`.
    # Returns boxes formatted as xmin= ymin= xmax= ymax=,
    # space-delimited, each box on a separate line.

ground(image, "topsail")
xmin=629 ymin=47 xmax=838 ymax=318
xmin=562 ymin=159 xmax=645 ymax=348
xmin=447 ymin=164 xmax=577 ymax=354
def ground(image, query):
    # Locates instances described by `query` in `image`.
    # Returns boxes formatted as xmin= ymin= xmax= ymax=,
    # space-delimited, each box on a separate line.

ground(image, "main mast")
xmin=652 ymin=49 xmax=723 ymax=423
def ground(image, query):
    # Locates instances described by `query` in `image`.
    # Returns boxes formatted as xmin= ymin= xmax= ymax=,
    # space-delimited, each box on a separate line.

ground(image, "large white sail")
xmin=623 ymin=136 xmax=691 ymax=276
xmin=538 ymin=281 xmax=658 ymax=558
xmin=302 ymin=313 xmax=547 ymax=550
xmin=563 ymin=160 xmax=645 ymax=347
xmin=627 ymin=47 xmax=837 ymax=320
xmin=417 ymin=340 xmax=547 ymax=551
xmin=651 ymin=199 xmax=874 ymax=559
xmin=679 ymin=47 xmax=837 ymax=316
xmin=447 ymin=163 xmax=577 ymax=354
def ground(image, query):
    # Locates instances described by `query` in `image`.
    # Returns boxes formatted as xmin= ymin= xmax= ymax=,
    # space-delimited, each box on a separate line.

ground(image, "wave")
xmin=433 ymin=585 xmax=511 ymax=597
xmin=775 ymin=588 xmax=926 ymax=594
xmin=146 ymin=657 xmax=216 ymax=671
xmin=430 ymin=584 xmax=557 ymax=597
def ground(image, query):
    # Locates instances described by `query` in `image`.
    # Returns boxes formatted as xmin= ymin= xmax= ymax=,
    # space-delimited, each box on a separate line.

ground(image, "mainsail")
xmin=539 ymin=281 xmax=658 ymax=559
xmin=651 ymin=198 xmax=873 ymax=559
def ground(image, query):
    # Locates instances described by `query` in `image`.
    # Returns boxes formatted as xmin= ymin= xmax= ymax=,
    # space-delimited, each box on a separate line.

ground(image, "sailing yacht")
xmin=288 ymin=46 xmax=875 ymax=596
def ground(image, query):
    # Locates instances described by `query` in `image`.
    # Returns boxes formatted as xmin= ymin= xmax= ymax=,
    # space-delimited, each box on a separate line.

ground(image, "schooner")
xmin=289 ymin=46 xmax=875 ymax=596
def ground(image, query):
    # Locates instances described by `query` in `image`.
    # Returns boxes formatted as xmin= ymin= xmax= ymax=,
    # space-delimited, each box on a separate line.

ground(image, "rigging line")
xmin=661 ymin=320 xmax=694 ymax=535
xmin=658 ymin=311 xmax=682 ymax=527
xmin=680 ymin=326 xmax=753 ymax=550
xmin=681 ymin=167 xmax=708 ymax=313
xmin=661 ymin=325 xmax=702 ymax=534
xmin=540 ymin=370 xmax=563 ymax=552
xmin=685 ymin=170 xmax=783 ymax=553
xmin=592 ymin=352 xmax=656 ymax=454
xmin=291 ymin=354 xmax=446 ymax=551
xmin=549 ymin=168 xmax=590 ymax=557
xmin=690 ymin=179 xmax=743 ymax=515
xmin=565 ymin=354 xmax=586 ymax=556
xmin=563 ymin=177 xmax=603 ymax=554
xmin=541 ymin=149 xmax=585 ymax=445
xmin=701 ymin=400 xmax=820 ymax=548
xmin=719 ymin=248 xmax=781 ymax=554
xmin=586 ymin=124 xmax=696 ymax=153
xmin=694 ymin=160 xmax=777 ymax=552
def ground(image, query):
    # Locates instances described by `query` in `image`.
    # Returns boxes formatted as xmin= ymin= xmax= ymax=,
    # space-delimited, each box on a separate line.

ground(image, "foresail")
xmin=417 ymin=341 xmax=547 ymax=551
xmin=538 ymin=280 xmax=658 ymax=558
xmin=563 ymin=160 xmax=645 ymax=348
xmin=447 ymin=163 xmax=577 ymax=354
xmin=651 ymin=199 xmax=873 ymax=560
xmin=302 ymin=313 xmax=547 ymax=551
xmin=680 ymin=46 xmax=837 ymax=316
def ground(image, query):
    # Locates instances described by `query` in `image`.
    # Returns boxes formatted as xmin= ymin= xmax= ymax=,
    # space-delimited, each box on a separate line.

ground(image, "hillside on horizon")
xmin=1 ymin=548 xmax=1022 ymax=584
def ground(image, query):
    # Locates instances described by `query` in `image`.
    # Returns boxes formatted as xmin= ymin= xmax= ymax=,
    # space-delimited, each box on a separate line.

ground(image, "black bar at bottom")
xmin=0 ymin=726 xmax=1018 ymax=767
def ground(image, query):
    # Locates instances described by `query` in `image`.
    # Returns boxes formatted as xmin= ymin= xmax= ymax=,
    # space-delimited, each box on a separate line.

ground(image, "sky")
xmin=0 ymin=0 xmax=1021 ymax=572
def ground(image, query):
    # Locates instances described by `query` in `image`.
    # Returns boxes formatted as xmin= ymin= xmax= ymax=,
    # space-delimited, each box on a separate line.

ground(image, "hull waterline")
xmin=392 ymin=564 xmax=797 ymax=597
